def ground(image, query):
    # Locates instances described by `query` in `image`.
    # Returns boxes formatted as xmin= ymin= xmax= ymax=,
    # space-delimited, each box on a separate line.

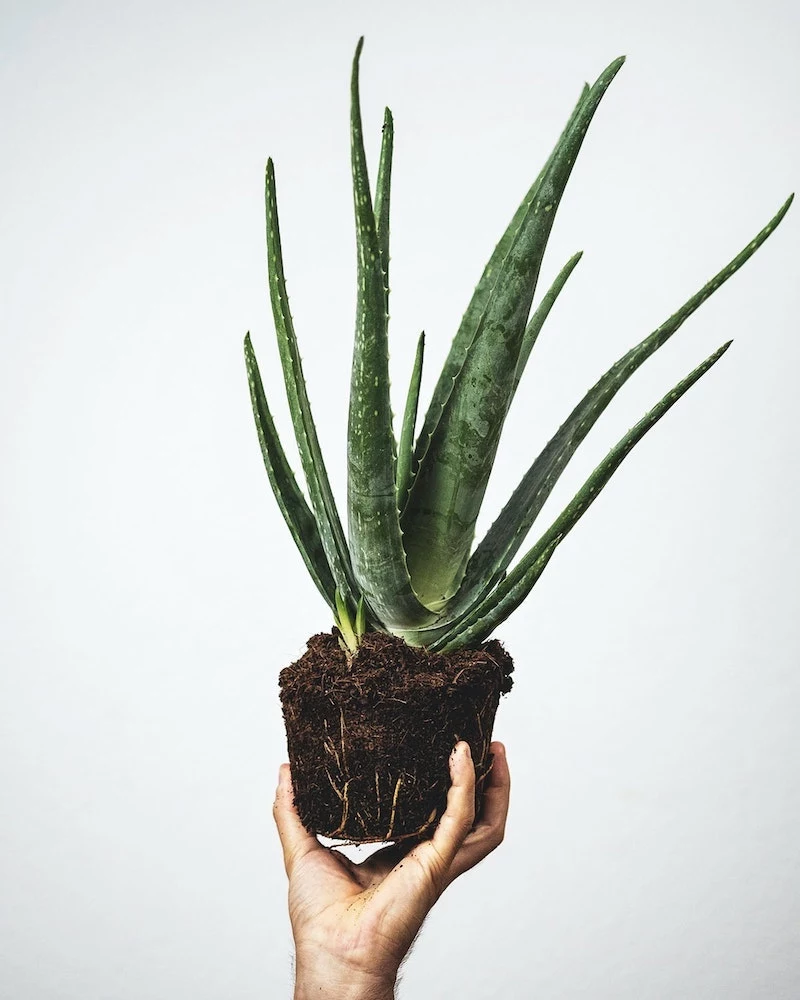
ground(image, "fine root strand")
xmin=331 ymin=778 xmax=352 ymax=837
xmin=385 ymin=775 xmax=404 ymax=841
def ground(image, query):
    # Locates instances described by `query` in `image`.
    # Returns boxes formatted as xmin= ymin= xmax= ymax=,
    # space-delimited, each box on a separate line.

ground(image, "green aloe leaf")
xmin=264 ymin=157 xmax=363 ymax=614
xmin=335 ymin=588 xmax=359 ymax=653
xmin=244 ymin=333 xmax=337 ymax=611
xmin=374 ymin=105 xmax=394 ymax=308
xmin=396 ymin=331 xmax=425 ymax=511
xmin=347 ymin=38 xmax=435 ymax=631
xmin=431 ymin=340 xmax=733 ymax=651
xmin=513 ymin=251 xmax=583 ymax=396
xmin=408 ymin=83 xmax=591 ymax=499
xmin=451 ymin=194 xmax=794 ymax=618
xmin=402 ymin=58 xmax=625 ymax=609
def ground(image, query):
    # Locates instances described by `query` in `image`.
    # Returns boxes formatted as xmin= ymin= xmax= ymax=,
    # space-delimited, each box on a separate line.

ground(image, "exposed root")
xmin=339 ymin=708 xmax=348 ymax=771
xmin=331 ymin=778 xmax=352 ymax=837
xmin=389 ymin=806 xmax=439 ymax=842
xmin=325 ymin=766 xmax=344 ymax=800
xmin=385 ymin=775 xmax=404 ymax=841
xmin=323 ymin=720 xmax=343 ymax=770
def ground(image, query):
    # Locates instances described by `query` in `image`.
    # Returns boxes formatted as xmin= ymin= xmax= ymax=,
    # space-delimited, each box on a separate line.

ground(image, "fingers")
xmin=448 ymin=741 xmax=510 ymax=880
xmin=272 ymin=763 xmax=321 ymax=877
xmin=474 ymin=741 xmax=511 ymax=838
xmin=400 ymin=741 xmax=476 ymax=894
xmin=433 ymin=741 xmax=477 ymax=861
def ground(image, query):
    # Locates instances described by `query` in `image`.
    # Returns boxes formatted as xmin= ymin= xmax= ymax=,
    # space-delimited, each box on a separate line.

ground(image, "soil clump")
xmin=279 ymin=630 xmax=514 ymax=843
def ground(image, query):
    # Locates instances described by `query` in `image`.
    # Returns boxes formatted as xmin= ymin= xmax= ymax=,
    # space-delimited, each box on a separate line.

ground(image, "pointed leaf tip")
xmin=601 ymin=55 xmax=626 ymax=80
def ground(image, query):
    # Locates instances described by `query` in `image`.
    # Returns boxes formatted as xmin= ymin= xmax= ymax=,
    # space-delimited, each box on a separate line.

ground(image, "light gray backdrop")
xmin=1 ymin=0 xmax=798 ymax=997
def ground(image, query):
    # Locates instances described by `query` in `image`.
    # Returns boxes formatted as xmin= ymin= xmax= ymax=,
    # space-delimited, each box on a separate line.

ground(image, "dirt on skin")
xmin=279 ymin=629 xmax=514 ymax=844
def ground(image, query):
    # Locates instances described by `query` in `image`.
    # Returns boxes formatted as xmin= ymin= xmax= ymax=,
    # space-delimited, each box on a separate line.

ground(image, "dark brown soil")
xmin=279 ymin=629 xmax=513 ymax=844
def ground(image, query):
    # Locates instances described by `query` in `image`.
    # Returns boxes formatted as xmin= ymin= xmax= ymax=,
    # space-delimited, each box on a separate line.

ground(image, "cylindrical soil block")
xmin=279 ymin=630 xmax=514 ymax=843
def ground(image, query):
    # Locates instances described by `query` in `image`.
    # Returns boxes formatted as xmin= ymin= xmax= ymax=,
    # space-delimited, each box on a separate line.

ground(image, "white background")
xmin=1 ymin=1 xmax=798 ymax=997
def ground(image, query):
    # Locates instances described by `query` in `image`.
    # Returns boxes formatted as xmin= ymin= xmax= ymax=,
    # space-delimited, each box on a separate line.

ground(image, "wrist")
xmin=294 ymin=975 xmax=395 ymax=1000
xmin=294 ymin=957 xmax=396 ymax=1000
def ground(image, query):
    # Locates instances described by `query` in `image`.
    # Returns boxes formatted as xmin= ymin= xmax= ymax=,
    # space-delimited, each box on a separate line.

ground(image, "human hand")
xmin=273 ymin=740 xmax=510 ymax=1000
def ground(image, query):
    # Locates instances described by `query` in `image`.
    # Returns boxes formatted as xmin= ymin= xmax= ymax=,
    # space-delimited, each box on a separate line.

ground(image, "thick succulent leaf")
xmin=374 ymin=106 xmax=394 ymax=307
xmin=244 ymin=333 xmax=336 ymax=611
xmin=388 ymin=569 xmax=509 ymax=649
xmin=264 ymin=158 xmax=362 ymax=612
xmin=347 ymin=39 xmax=435 ymax=631
xmin=408 ymin=83 xmax=591 ymax=496
xmin=513 ymin=251 xmax=583 ymax=396
xmin=396 ymin=331 xmax=425 ymax=511
xmin=401 ymin=58 xmax=625 ymax=609
xmin=451 ymin=194 xmax=794 ymax=617
xmin=430 ymin=340 xmax=733 ymax=651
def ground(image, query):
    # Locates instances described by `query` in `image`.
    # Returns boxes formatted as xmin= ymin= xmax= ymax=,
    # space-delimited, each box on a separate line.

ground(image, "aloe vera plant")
xmin=245 ymin=39 xmax=792 ymax=657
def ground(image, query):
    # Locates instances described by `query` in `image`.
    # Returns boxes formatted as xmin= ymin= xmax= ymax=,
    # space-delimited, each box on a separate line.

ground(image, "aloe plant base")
xmin=279 ymin=632 xmax=514 ymax=843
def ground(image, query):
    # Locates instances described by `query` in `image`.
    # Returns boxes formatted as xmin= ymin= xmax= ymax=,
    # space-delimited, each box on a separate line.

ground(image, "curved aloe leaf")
xmin=407 ymin=83 xmax=592 ymax=502
xmin=450 ymin=194 xmax=794 ymax=618
xmin=402 ymin=58 xmax=626 ymax=609
xmin=396 ymin=331 xmax=425 ymax=511
xmin=347 ymin=39 xmax=435 ymax=631
xmin=431 ymin=340 xmax=733 ymax=651
xmin=513 ymin=250 xmax=583 ymax=396
xmin=244 ymin=333 xmax=336 ymax=611
xmin=264 ymin=158 xmax=362 ymax=613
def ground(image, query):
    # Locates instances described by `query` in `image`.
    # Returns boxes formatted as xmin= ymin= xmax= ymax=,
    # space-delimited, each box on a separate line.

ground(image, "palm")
xmin=287 ymin=841 xmax=425 ymax=970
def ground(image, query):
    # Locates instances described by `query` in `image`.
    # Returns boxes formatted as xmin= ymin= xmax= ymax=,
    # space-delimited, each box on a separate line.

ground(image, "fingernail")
xmin=462 ymin=742 xmax=471 ymax=759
